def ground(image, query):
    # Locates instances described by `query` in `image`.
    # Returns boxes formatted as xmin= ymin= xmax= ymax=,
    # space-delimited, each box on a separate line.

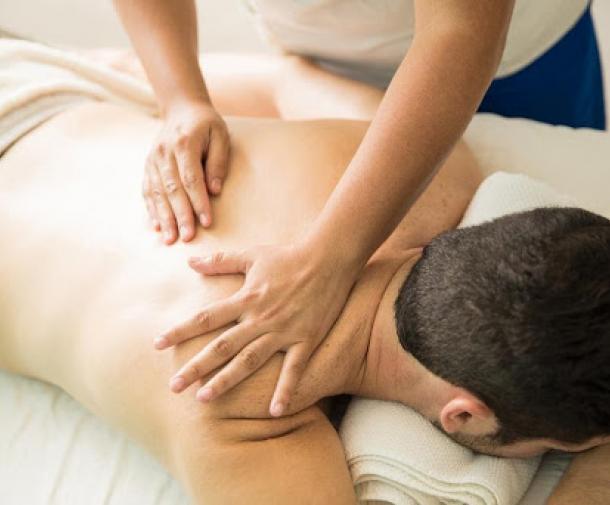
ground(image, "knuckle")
xmin=182 ymin=170 xmax=201 ymax=190
xmin=240 ymin=349 xmax=260 ymax=370
xmin=210 ymin=252 xmax=225 ymax=266
xmin=212 ymin=338 xmax=232 ymax=358
xmin=164 ymin=179 xmax=180 ymax=195
xmin=258 ymin=307 xmax=279 ymax=323
xmin=195 ymin=310 xmax=212 ymax=331
xmin=151 ymin=187 xmax=164 ymax=202
xmin=212 ymin=376 xmax=227 ymax=392
xmin=240 ymin=288 xmax=259 ymax=305
xmin=175 ymin=133 xmax=189 ymax=150
xmin=155 ymin=143 xmax=166 ymax=158
xmin=189 ymin=362 xmax=202 ymax=379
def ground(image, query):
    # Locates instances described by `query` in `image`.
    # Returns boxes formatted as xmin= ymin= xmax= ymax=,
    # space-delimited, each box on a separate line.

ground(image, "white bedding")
xmin=1 ymin=51 xmax=609 ymax=503
xmin=0 ymin=372 xmax=189 ymax=505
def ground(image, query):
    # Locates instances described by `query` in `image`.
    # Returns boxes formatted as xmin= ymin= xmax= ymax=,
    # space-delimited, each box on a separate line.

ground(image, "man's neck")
xmin=290 ymin=249 xmax=449 ymax=418
xmin=344 ymin=252 xmax=451 ymax=419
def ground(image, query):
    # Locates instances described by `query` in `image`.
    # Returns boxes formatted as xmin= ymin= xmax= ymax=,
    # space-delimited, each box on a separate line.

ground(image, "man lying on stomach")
xmin=0 ymin=51 xmax=609 ymax=504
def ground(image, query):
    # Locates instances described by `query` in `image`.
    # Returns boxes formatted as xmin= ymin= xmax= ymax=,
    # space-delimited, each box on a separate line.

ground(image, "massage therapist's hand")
xmin=144 ymin=99 xmax=230 ymax=245
xmin=155 ymin=240 xmax=360 ymax=417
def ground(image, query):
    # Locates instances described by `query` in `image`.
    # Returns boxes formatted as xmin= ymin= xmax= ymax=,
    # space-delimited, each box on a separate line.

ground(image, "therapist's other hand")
xmin=156 ymin=242 xmax=359 ymax=417
xmin=143 ymin=99 xmax=230 ymax=245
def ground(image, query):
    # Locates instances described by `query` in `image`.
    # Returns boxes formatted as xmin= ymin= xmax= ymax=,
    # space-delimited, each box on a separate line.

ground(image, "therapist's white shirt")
xmin=246 ymin=0 xmax=589 ymax=87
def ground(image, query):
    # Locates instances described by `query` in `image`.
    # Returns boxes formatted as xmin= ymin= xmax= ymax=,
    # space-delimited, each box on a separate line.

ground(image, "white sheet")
xmin=0 ymin=371 xmax=189 ymax=505
xmin=0 ymin=39 xmax=156 ymax=154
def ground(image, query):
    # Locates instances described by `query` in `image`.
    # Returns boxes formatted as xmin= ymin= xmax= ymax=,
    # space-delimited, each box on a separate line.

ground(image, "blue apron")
xmin=478 ymin=6 xmax=605 ymax=130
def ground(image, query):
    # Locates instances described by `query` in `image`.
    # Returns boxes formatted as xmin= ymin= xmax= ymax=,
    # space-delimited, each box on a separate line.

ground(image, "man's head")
xmin=395 ymin=207 xmax=610 ymax=457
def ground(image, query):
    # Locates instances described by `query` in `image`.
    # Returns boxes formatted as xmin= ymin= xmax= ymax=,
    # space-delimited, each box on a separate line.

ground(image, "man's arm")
xmin=547 ymin=445 xmax=610 ymax=505
xmin=85 ymin=48 xmax=383 ymax=120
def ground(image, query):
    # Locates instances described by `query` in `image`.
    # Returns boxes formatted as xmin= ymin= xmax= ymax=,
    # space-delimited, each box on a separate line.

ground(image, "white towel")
xmin=340 ymin=400 xmax=540 ymax=505
xmin=340 ymin=172 xmax=583 ymax=505
xmin=0 ymin=39 xmax=157 ymax=154
xmin=459 ymin=172 xmax=578 ymax=229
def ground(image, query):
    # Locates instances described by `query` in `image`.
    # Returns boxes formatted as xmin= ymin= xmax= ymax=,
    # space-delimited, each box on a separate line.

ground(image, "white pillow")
xmin=459 ymin=171 xmax=580 ymax=228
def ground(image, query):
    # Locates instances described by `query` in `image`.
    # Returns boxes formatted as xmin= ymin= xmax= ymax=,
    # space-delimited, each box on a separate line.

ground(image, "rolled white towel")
xmin=340 ymin=399 xmax=540 ymax=505
xmin=459 ymin=172 xmax=578 ymax=229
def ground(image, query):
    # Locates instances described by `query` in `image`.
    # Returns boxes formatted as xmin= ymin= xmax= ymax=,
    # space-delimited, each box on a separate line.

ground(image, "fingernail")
xmin=164 ymin=230 xmax=173 ymax=243
xmin=199 ymin=213 xmax=210 ymax=227
xmin=188 ymin=256 xmax=201 ymax=267
xmin=170 ymin=376 xmax=185 ymax=392
xmin=180 ymin=225 xmax=189 ymax=240
xmin=152 ymin=219 xmax=160 ymax=231
xmin=154 ymin=336 xmax=167 ymax=349
xmin=270 ymin=402 xmax=284 ymax=417
xmin=197 ymin=387 xmax=213 ymax=402
xmin=211 ymin=178 xmax=222 ymax=194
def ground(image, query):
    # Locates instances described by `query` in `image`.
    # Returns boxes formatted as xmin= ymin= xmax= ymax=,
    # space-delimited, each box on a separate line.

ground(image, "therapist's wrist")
xmin=300 ymin=230 xmax=368 ymax=281
xmin=162 ymin=90 xmax=212 ymax=118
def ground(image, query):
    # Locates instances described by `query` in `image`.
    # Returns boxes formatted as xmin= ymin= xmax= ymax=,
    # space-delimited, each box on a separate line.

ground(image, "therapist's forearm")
xmin=547 ymin=445 xmax=610 ymax=505
xmin=113 ymin=0 xmax=209 ymax=114
xmin=306 ymin=3 xmax=512 ymax=268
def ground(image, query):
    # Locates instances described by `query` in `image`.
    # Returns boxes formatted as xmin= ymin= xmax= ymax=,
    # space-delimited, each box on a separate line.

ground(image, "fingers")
xmin=142 ymin=104 xmax=231 ymax=244
xmin=174 ymin=137 xmax=213 ymax=228
xmin=270 ymin=344 xmax=310 ymax=417
xmin=155 ymin=294 xmax=243 ymax=350
xmin=147 ymin=161 xmax=178 ymax=244
xmin=188 ymin=251 xmax=252 ymax=276
xmin=169 ymin=323 xmax=262 ymax=393
xmin=195 ymin=334 xmax=277 ymax=401
xmin=157 ymin=152 xmax=196 ymax=242
xmin=205 ymin=125 xmax=230 ymax=196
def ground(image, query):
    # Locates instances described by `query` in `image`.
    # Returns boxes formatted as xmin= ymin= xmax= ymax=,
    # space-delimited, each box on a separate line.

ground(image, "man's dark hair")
xmin=395 ymin=207 xmax=610 ymax=444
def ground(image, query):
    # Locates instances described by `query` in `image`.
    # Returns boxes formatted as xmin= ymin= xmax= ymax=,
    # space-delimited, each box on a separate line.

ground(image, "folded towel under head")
xmin=341 ymin=399 xmax=539 ymax=505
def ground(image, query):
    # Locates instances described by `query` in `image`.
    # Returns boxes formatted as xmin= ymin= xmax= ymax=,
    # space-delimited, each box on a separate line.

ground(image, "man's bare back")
xmin=0 ymin=101 xmax=479 ymax=503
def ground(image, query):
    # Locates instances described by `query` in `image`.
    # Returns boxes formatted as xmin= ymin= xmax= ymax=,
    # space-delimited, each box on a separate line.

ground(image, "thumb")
xmin=205 ymin=126 xmax=230 ymax=195
xmin=188 ymin=250 xmax=252 ymax=275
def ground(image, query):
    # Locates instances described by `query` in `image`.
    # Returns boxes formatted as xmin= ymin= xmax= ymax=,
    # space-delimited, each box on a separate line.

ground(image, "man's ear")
xmin=439 ymin=389 xmax=498 ymax=437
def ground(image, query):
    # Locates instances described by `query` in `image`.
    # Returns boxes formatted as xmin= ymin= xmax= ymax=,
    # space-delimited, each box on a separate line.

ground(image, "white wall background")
xmin=0 ymin=0 xmax=266 ymax=51
xmin=0 ymin=0 xmax=608 ymax=116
